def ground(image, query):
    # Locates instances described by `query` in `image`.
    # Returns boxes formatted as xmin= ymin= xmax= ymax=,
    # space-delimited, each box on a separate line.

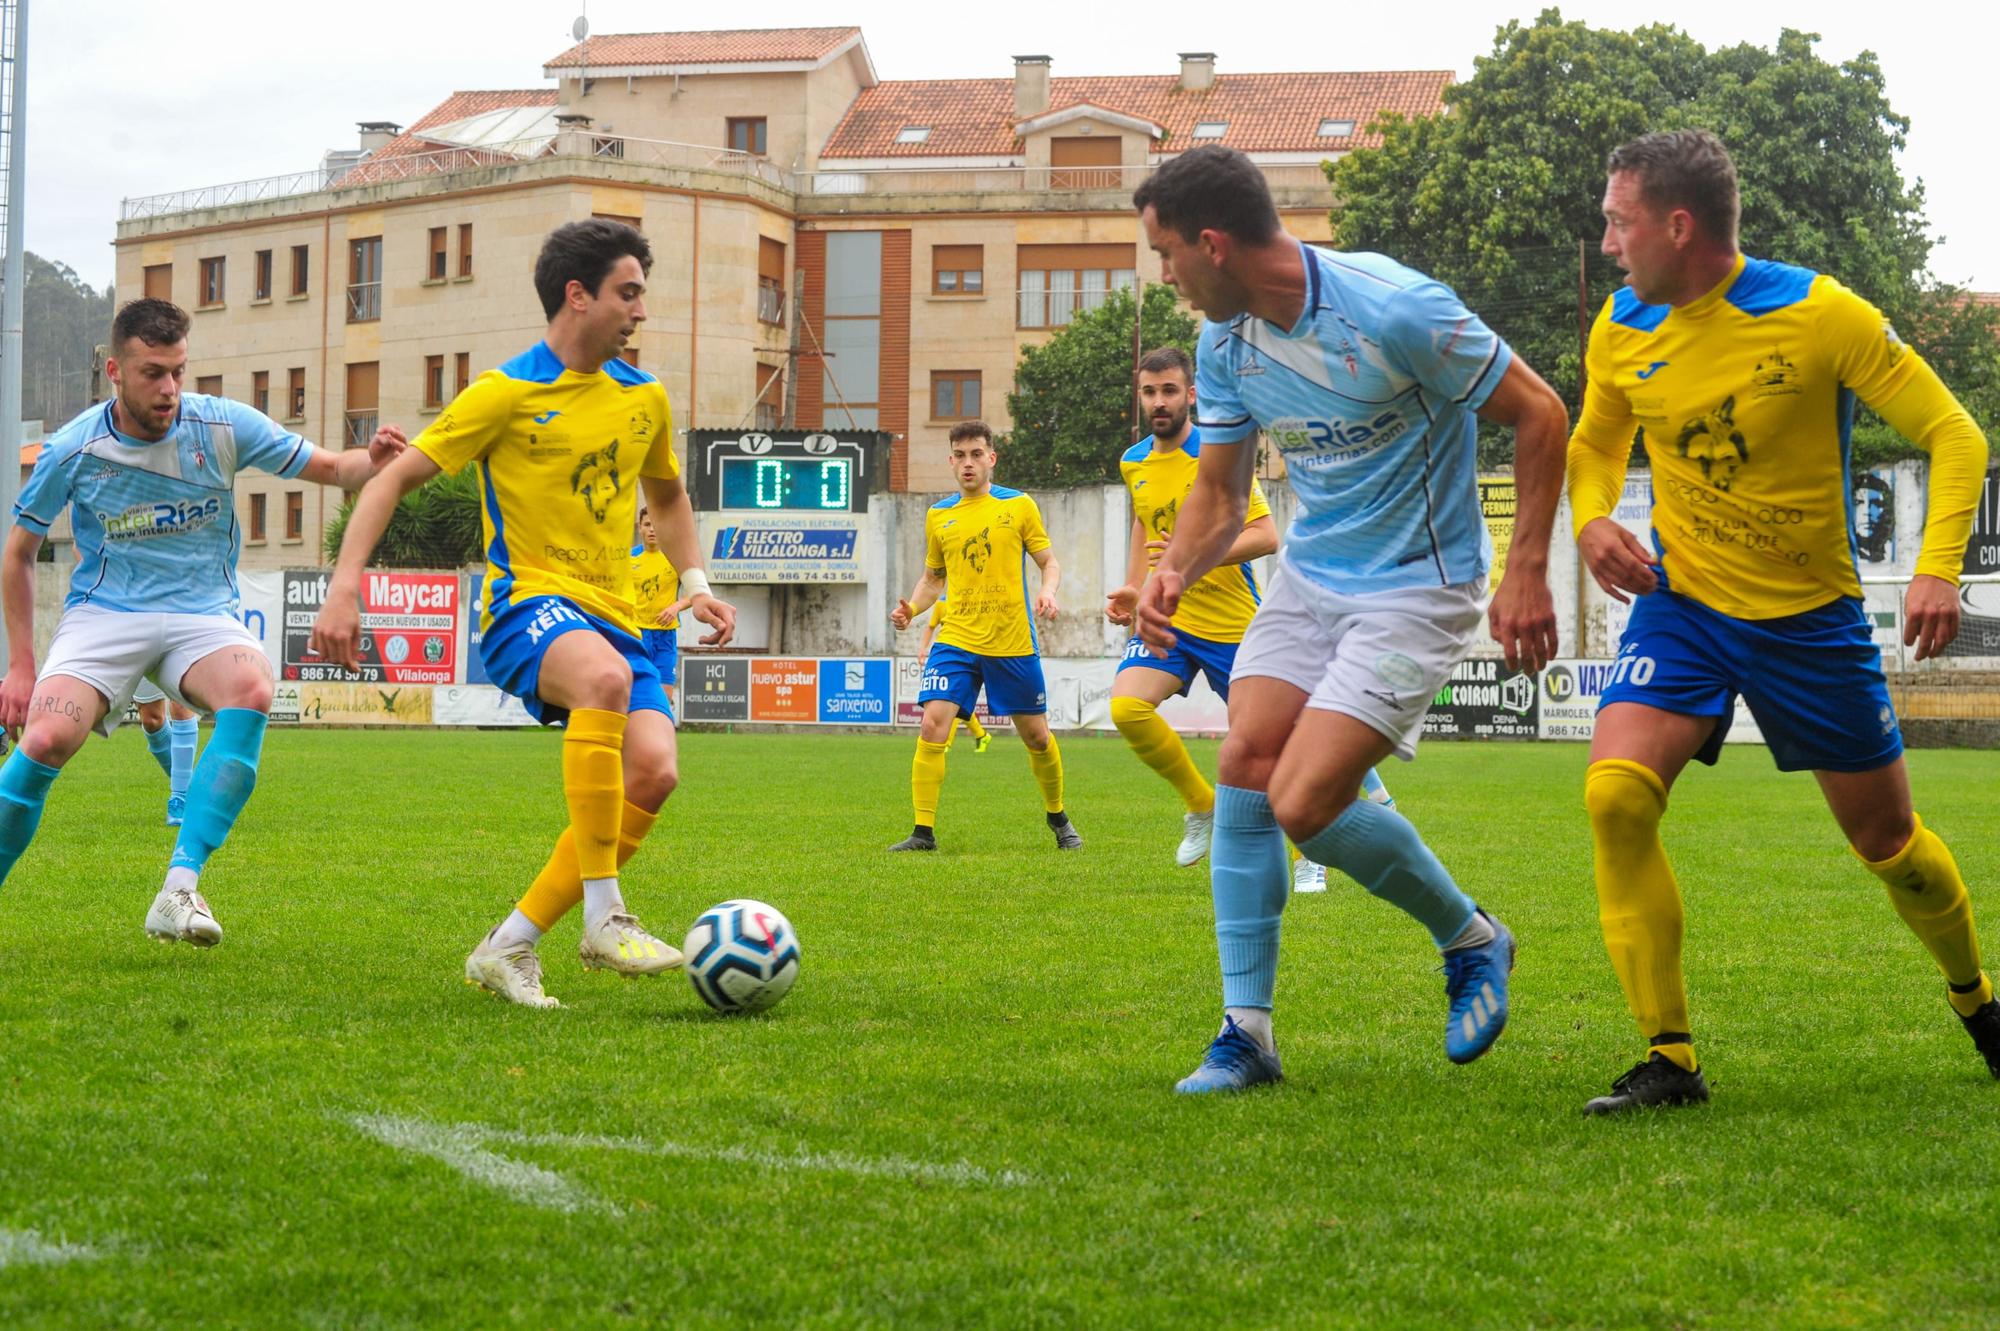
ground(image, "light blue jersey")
xmin=1194 ymin=244 xmax=1512 ymax=593
xmin=14 ymin=395 xmax=314 ymax=616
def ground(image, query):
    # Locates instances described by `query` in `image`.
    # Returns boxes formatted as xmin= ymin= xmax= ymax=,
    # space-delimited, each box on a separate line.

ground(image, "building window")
xmin=254 ymin=250 xmax=273 ymax=300
xmin=344 ymin=362 xmax=379 ymax=447
xmin=424 ymin=354 xmax=445 ymax=410
xmin=754 ymin=362 xmax=782 ymax=431
xmin=931 ymin=371 xmax=981 ymax=420
xmin=428 ymin=227 xmax=448 ymax=280
xmin=726 ymin=117 xmax=767 ymax=155
xmin=290 ymin=245 xmax=310 ymax=296
xmin=143 ymin=264 xmax=172 ymax=301
xmin=285 ymin=491 xmax=304 ymax=542
xmin=454 ymin=352 xmax=470 ymax=395
xmin=933 ymin=244 xmax=984 ymax=296
xmin=1317 ymin=118 xmax=1356 ymax=137
xmin=252 ymin=370 xmax=270 ymax=415
xmin=347 ymin=236 xmax=382 ymax=322
xmin=287 ymin=367 xmax=306 ymax=420
xmin=894 ymin=126 xmax=931 ymax=144
xmin=196 ymin=375 xmax=222 ymax=397
xmin=198 ymin=257 xmax=226 ymax=307
xmin=1049 ymin=136 xmax=1122 ymax=189
xmin=1192 ymin=121 xmax=1228 ymax=139
xmin=758 ymin=236 xmax=786 ymax=325
xmin=248 ymin=493 xmax=267 ymax=543
xmin=458 ymin=223 xmax=474 ymax=277
xmin=1017 ymin=244 xmax=1138 ymax=328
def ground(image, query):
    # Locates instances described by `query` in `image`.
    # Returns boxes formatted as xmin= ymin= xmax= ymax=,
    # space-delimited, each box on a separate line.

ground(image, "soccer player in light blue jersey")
xmin=0 ymin=299 xmax=405 ymax=945
xmin=1132 ymin=147 xmax=1569 ymax=1091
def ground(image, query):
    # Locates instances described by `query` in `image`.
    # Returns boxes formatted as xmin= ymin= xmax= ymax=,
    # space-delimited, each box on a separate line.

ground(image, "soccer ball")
xmin=683 ymin=899 xmax=800 ymax=1014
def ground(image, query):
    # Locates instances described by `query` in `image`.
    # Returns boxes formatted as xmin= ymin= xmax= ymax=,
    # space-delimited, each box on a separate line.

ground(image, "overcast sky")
xmin=24 ymin=1 xmax=1999 ymax=292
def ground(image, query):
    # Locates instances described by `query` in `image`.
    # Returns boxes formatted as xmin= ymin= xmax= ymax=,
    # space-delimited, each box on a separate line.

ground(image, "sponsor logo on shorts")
xmin=1375 ymin=652 xmax=1424 ymax=690
xmin=1363 ymin=687 xmax=1404 ymax=711
xmin=523 ymin=599 xmax=587 ymax=645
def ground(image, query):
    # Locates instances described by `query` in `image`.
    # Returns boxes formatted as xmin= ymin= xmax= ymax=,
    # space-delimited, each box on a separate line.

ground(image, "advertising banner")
xmin=283 ymin=570 xmax=459 ymax=684
xmin=297 ymin=680 xmax=435 ymax=726
xmin=1421 ymin=659 xmax=1540 ymax=740
xmin=816 ymin=658 xmax=893 ymax=725
xmin=1479 ymin=477 xmax=1517 ymax=584
xmin=433 ymin=683 xmax=535 ymax=727
xmin=749 ymin=657 xmax=819 ymax=722
xmin=682 ymin=657 xmax=752 ymax=722
xmin=1965 ymin=471 xmax=2000 ymax=579
xmin=697 ymin=513 xmax=864 ymax=584
xmin=238 ymin=570 xmax=284 ymax=670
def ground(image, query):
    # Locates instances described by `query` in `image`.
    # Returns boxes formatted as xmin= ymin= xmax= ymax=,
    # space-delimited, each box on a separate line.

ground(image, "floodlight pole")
xmin=0 ymin=0 xmax=28 ymax=666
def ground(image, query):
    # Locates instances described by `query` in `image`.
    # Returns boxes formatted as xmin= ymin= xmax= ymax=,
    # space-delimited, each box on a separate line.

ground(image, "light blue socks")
xmin=1297 ymin=797 xmax=1476 ymax=947
xmin=144 ymin=723 xmax=173 ymax=777
xmin=170 ymin=708 xmax=267 ymax=873
xmin=168 ymin=716 xmax=199 ymax=799
xmin=1210 ymin=785 xmax=1291 ymax=1009
xmin=0 ymin=750 xmax=61 ymax=885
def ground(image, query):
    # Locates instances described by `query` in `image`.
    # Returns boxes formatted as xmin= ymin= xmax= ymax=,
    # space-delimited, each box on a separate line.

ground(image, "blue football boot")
xmin=1443 ymin=908 xmax=1515 ymax=1064
xmin=1174 ymin=1015 xmax=1283 ymax=1093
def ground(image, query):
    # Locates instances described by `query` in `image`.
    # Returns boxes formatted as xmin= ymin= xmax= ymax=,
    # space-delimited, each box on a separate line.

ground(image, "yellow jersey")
xmin=630 ymin=545 xmax=680 ymax=632
xmin=1119 ymin=428 xmax=1271 ymax=643
xmin=1569 ymin=255 xmax=1987 ymax=618
xmin=923 ymin=486 xmax=1052 ymax=657
xmin=415 ymin=341 xmax=677 ymax=634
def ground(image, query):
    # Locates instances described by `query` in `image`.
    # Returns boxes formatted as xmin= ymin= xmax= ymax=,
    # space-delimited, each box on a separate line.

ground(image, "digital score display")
xmin=719 ymin=456 xmax=853 ymax=511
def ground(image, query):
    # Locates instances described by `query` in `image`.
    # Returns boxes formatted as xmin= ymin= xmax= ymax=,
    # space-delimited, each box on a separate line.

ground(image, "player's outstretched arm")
xmin=640 ymin=474 xmax=735 ymax=647
xmin=309 ymin=448 xmax=443 ymax=670
xmin=892 ymin=568 xmax=943 ymax=632
xmin=1477 ymin=358 xmax=1569 ymax=672
xmin=1139 ymin=435 xmax=1255 ymax=654
xmin=296 ymin=425 xmax=411 ymax=492
xmin=0 ymin=525 xmax=45 ymax=737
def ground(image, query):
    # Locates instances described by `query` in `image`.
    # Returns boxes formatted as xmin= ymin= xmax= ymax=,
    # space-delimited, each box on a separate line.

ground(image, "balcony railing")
xmin=757 ymin=281 xmax=786 ymax=325
xmin=345 ymin=412 xmax=378 ymax=448
xmin=346 ymin=282 xmax=381 ymax=323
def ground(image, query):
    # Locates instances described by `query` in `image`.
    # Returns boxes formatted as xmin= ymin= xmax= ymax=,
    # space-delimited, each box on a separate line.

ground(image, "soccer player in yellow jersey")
xmin=313 ymin=220 xmax=736 ymax=1008
xmin=1568 ymin=131 xmax=1997 ymax=1111
xmin=632 ymin=505 xmax=691 ymax=710
xmin=918 ymin=596 xmax=990 ymax=753
xmin=888 ymin=420 xmax=1078 ymax=851
xmin=1105 ymin=348 xmax=1396 ymax=888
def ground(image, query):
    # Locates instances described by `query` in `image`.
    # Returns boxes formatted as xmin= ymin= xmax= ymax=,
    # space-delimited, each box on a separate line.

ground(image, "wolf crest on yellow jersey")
xmin=1119 ymin=428 xmax=1270 ymax=643
xmin=1569 ymin=255 xmax=1986 ymax=619
xmin=414 ymin=341 xmax=677 ymax=635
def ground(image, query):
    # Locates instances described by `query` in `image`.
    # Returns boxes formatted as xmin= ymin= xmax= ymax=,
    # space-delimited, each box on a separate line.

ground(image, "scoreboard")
xmin=688 ymin=429 xmax=891 ymax=584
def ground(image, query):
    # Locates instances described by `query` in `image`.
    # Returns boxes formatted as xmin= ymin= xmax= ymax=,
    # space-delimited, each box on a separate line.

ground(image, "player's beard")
xmin=1151 ymin=405 xmax=1188 ymax=440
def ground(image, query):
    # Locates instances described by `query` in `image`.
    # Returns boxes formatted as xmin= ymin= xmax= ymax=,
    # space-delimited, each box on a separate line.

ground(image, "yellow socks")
xmin=516 ymin=800 xmax=660 ymax=931
xmin=1026 ymin=737 xmax=1066 ymax=814
xmin=1110 ymin=695 xmax=1214 ymax=814
xmin=965 ymin=713 xmax=988 ymax=742
xmin=1585 ymin=759 xmax=1696 ymax=1071
xmin=912 ymin=739 xmax=948 ymax=826
xmin=562 ymin=709 xmax=627 ymax=882
xmin=1859 ymin=814 xmax=1990 ymax=1017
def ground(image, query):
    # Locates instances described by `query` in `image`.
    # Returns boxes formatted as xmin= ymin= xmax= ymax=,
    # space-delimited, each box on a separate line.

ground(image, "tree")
xmin=1328 ymin=11 xmax=1999 ymax=464
xmin=21 ymin=253 xmax=115 ymax=428
xmin=1001 ymin=284 xmax=1197 ymax=488
xmin=326 ymin=467 xmax=483 ymax=568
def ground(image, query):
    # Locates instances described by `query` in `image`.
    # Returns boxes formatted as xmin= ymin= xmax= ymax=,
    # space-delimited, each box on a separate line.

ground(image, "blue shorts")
xmin=1116 ymin=630 xmax=1237 ymax=700
xmin=917 ymin=643 xmax=1047 ymax=716
xmin=1600 ymin=588 xmax=1899 ymax=773
xmin=642 ymin=628 xmax=679 ymax=688
xmin=480 ymin=594 xmax=674 ymax=727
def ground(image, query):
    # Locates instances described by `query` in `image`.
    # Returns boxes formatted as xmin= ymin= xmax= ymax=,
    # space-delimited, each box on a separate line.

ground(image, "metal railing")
xmin=346 ymin=282 xmax=380 ymax=323
xmin=344 ymin=411 xmax=377 ymax=449
xmin=757 ymin=281 xmax=785 ymax=325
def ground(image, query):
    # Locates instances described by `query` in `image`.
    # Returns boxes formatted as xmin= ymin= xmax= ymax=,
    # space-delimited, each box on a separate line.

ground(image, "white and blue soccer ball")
xmin=683 ymin=899 xmax=800 ymax=1014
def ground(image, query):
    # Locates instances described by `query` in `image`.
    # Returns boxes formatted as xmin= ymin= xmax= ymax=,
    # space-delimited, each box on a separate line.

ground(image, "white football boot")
xmin=145 ymin=885 xmax=223 ymax=946
xmin=578 ymin=912 xmax=684 ymax=976
xmin=1176 ymin=810 xmax=1215 ymax=867
xmin=464 ymin=929 xmax=560 ymax=1008
xmin=1292 ymin=858 xmax=1328 ymax=894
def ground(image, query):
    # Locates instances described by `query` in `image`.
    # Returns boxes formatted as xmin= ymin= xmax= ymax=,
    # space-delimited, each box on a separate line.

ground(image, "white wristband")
xmin=679 ymin=568 xmax=712 ymax=600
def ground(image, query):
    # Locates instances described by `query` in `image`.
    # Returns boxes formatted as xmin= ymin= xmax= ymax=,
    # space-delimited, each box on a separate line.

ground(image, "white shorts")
xmin=1231 ymin=556 xmax=1486 ymax=761
xmin=132 ymin=676 xmax=166 ymax=706
xmin=39 ymin=606 xmax=263 ymax=736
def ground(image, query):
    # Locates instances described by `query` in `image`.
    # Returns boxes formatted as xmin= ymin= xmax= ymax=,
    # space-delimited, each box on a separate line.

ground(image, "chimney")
xmin=357 ymin=121 xmax=402 ymax=153
xmin=1178 ymin=52 xmax=1216 ymax=92
xmin=1013 ymin=55 xmax=1051 ymax=119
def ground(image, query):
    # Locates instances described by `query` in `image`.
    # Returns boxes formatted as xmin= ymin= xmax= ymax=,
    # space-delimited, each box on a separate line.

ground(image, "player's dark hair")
xmin=110 ymin=298 xmax=191 ymax=354
xmin=1132 ymin=146 xmax=1281 ymax=245
xmin=947 ymin=420 xmax=994 ymax=446
xmin=533 ymin=219 xmax=653 ymax=320
xmin=1137 ymin=347 xmax=1194 ymax=382
xmin=1606 ymin=129 xmax=1740 ymax=245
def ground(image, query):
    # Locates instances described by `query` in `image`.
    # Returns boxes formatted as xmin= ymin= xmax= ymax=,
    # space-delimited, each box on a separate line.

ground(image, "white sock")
xmin=1225 ymin=1006 xmax=1275 ymax=1052
xmin=1443 ymin=910 xmax=1496 ymax=953
xmin=582 ymin=877 xmax=624 ymax=926
xmin=491 ymin=909 xmax=542 ymax=950
xmin=163 ymin=866 xmax=199 ymax=894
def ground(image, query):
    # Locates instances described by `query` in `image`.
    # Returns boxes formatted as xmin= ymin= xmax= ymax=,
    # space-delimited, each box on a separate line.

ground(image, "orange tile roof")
xmin=822 ymin=71 xmax=1450 ymax=158
xmin=340 ymin=89 xmax=559 ymax=183
xmin=544 ymin=27 xmax=861 ymax=69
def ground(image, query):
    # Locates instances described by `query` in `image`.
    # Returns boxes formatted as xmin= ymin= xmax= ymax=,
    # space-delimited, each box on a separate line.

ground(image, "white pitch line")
xmin=0 ymin=1228 xmax=101 ymax=1269
xmin=486 ymin=1127 xmax=1039 ymax=1190
xmin=350 ymin=1114 xmax=614 ymax=1214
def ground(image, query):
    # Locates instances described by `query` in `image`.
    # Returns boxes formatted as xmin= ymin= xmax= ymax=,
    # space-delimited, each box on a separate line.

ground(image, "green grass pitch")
xmin=1 ymin=727 xmax=1997 ymax=1328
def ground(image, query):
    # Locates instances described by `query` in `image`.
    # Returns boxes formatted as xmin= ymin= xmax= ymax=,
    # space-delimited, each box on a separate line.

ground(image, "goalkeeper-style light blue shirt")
xmin=15 ymin=394 xmax=315 ymax=616
xmin=1194 ymin=243 xmax=1513 ymax=593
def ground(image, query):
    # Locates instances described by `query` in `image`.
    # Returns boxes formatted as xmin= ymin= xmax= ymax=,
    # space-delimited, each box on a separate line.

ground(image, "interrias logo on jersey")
xmin=97 ymin=497 xmax=224 ymax=540
xmin=1266 ymin=412 xmax=1408 ymax=456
